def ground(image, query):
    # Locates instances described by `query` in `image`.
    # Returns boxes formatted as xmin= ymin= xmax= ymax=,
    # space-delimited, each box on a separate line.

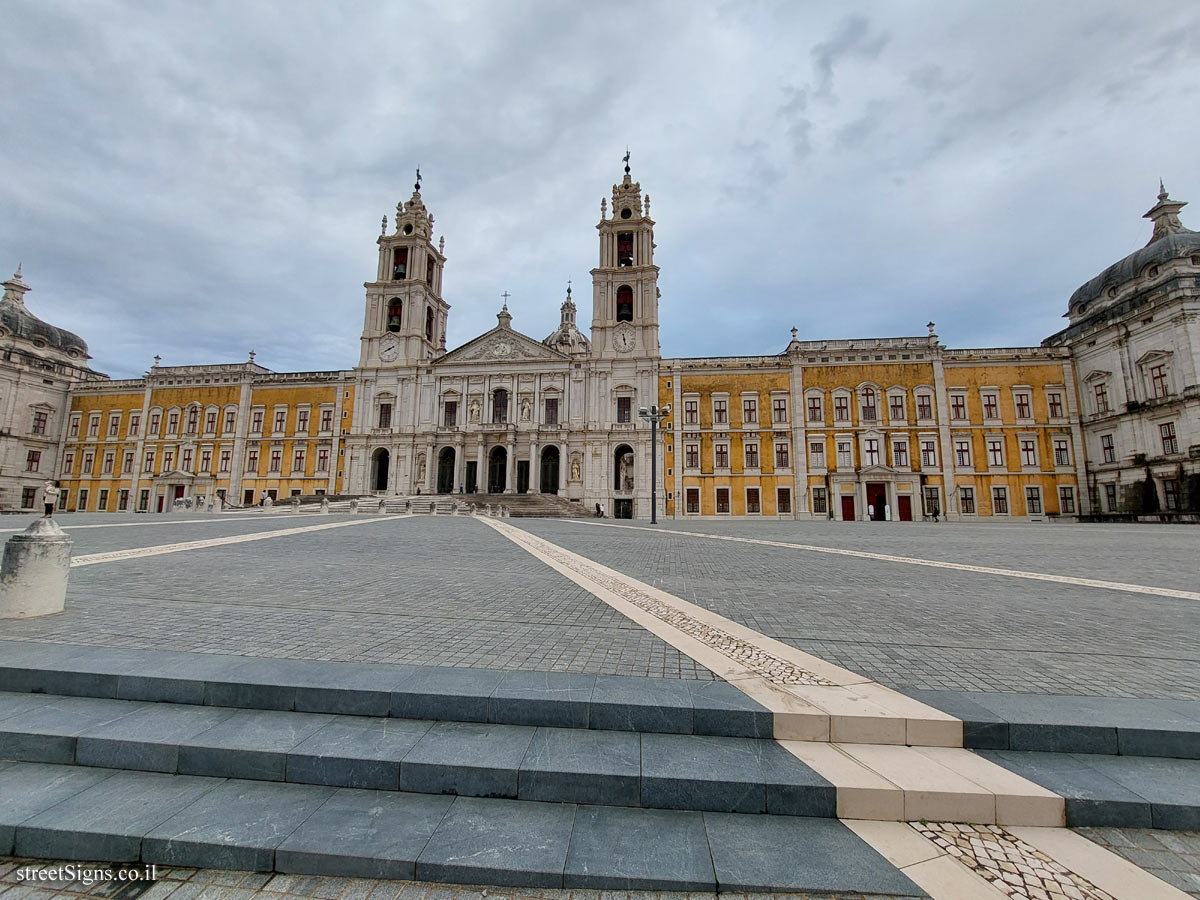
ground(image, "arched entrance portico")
xmin=437 ymin=447 xmax=455 ymax=494
xmin=371 ymin=448 xmax=390 ymax=492
xmin=540 ymin=446 xmax=560 ymax=494
xmin=488 ymin=446 xmax=507 ymax=493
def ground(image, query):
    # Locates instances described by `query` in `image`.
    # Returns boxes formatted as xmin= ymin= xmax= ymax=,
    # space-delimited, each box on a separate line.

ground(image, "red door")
xmin=897 ymin=495 xmax=913 ymax=521
xmin=840 ymin=495 xmax=856 ymax=521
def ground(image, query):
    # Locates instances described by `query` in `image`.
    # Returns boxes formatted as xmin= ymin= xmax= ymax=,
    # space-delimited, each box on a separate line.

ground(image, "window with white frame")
xmin=888 ymin=393 xmax=905 ymax=422
xmin=992 ymin=486 xmax=1009 ymax=514
xmin=809 ymin=440 xmax=825 ymax=468
xmin=102 ymin=451 xmax=114 ymax=474
xmin=920 ymin=439 xmax=937 ymax=468
xmin=274 ymin=409 xmax=287 ymax=433
xmin=205 ymin=410 xmax=218 ymax=433
xmin=224 ymin=409 xmax=237 ymax=432
xmin=1025 ymin=486 xmax=1042 ymax=515
xmin=864 ymin=438 xmax=881 ymax=467
xmin=742 ymin=396 xmax=758 ymax=424
xmin=982 ymin=392 xmax=999 ymax=421
xmin=319 ymin=408 xmax=333 ymax=431
xmin=746 ymin=488 xmax=761 ymax=514
xmin=25 ymin=450 xmax=41 ymax=472
xmin=219 ymin=450 xmax=232 ymax=473
xmin=916 ymin=393 xmax=933 ymax=420
xmin=1014 ymin=390 xmax=1032 ymax=420
xmin=1105 ymin=483 xmax=1118 ymax=511
xmin=293 ymin=448 xmax=306 ymax=472
xmin=316 ymin=447 xmax=329 ymax=471
xmin=68 ymin=414 xmax=80 ymax=438
xmin=378 ymin=402 xmax=393 ymax=429
xmin=246 ymin=448 xmax=258 ymax=471
xmin=713 ymin=397 xmax=728 ymax=425
xmin=744 ymin=442 xmax=760 ymax=469
xmin=777 ymin=487 xmax=791 ymax=514
xmin=772 ymin=396 xmax=788 ymax=424
xmin=834 ymin=394 xmax=850 ymax=422
xmin=807 ymin=395 xmax=823 ymax=422
xmin=1019 ymin=438 xmax=1038 ymax=467
xmin=812 ymin=487 xmax=828 ymax=514
xmin=775 ymin=441 xmax=789 ymax=468
xmin=1160 ymin=422 xmax=1179 ymax=455
xmin=162 ymin=449 xmax=174 ymax=470
xmin=1093 ymin=382 xmax=1110 ymax=414
xmin=836 ymin=440 xmax=853 ymax=468
xmin=684 ymin=399 xmax=698 ymax=425
xmin=251 ymin=409 xmax=264 ymax=433
xmin=269 ymin=449 xmax=282 ymax=472
xmin=1100 ymin=434 xmax=1115 ymax=463
xmin=83 ymin=451 xmax=94 ymax=471
xmin=987 ymin=437 xmax=1004 ymax=467
xmin=62 ymin=451 xmax=74 ymax=474
xmin=684 ymin=443 xmax=699 ymax=469
xmin=715 ymin=487 xmax=730 ymax=514
xmin=108 ymin=413 xmax=121 ymax=437
xmin=1058 ymin=485 xmax=1076 ymax=514
xmin=123 ymin=452 xmax=134 ymax=474
xmin=1047 ymin=391 xmax=1064 ymax=419
xmin=954 ymin=438 xmax=972 ymax=468
xmin=950 ymin=393 xmax=968 ymax=421
xmin=892 ymin=439 xmax=909 ymax=468
xmin=860 ymin=388 xmax=878 ymax=423
xmin=1053 ymin=438 xmax=1071 ymax=467
xmin=714 ymin=442 xmax=729 ymax=468
xmin=685 ymin=488 xmax=700 ymax=514
xmin=297 ymin=408 xmax=310 ymax=433
xmin=1164 ymin=480 xmax=1180 ymax=510
xmin=960 ymin=486 xmax=975 ymax=514
xmin=180 ymin=449 xmax=192 ymax=472
xmin=129 ymin=413 xmax=140 ymax=436
xmin=88 ymin=414 xmax=100 ymax=437
xmin=200 ymin=449 xmax=212 ymax=472
xmin=143 ymin=450 xmax=155 ymax=473
xmin=186 ymin=407 xmax=199 ymax=435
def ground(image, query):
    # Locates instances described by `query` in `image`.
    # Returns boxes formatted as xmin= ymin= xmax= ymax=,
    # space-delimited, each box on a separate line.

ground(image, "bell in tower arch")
xmin=387 ymin=299 xmax=403 ymax=332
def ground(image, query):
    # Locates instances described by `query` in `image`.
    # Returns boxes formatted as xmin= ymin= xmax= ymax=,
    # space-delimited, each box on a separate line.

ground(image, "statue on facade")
xmin=416 ymin=453 xmax=426 ymax=484
xmin=468 ymin=398 xmax=481 ymax=423
xmin=570 ymin=453 xmax=581 ymax=482
xmin=520 ymin=397 xmax=532 ymax=422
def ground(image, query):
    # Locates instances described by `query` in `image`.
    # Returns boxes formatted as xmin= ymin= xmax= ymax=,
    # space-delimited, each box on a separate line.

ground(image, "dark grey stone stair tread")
xmin=588 ymin=675 xmax=692 ymax=733
xmin=15 ymin=770 xmax=223 ymax=861
xmin=0 ymin=692 xmax=57 ymax=722
xmin=287 ymin=717 xmax=434 ymax=790
xmin=177 ymin=709 xmax=334 ymax=781
xmin=390 ymin=667 xmax=507 ymax=722
xmin=399 ymin=721 xmax=536 ymax=798
xmin=0 ymin=695 xmax=145 ymax=764
xmin=0 ymin=762 xmax=116 ymax=855
xmin=489 ymin=671 xmax=595 ymax=727
xmin=563 ymin=805 xmax=714 ymax=890
xmin=1070 ymin=753 xmax=1200 ymax=830
xmin=518 ymin=727 xmax=640 ymax=806
xmin=685 ymin=680 xmax=774 ymax=738
xmin=76 ymin=704 xmax=238 ymax=773
xmin=276 ymin=789 xmax=454 ymax=880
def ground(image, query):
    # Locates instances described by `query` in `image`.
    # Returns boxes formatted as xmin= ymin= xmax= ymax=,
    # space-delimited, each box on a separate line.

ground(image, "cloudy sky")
xmin=3 ymin=2 xmax=1198 ymax=379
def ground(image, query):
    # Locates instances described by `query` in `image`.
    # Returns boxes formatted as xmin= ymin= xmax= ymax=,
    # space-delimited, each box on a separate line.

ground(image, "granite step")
xmin=0 ymin=692 xmax=836 ymax=817
xmin=0 ymin=760 xmax=924 ymax=895
xmin=905 ymin=689 xmax=1200 ymax=759
xmin=0 ymin=641 xmax=772 ymax=738
xmin=979 ymin=748 xmax=1200 ymax=831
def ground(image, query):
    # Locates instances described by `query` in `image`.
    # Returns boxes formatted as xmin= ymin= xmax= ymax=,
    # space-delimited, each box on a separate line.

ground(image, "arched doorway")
xmin=488 ymin=446 xmax=507 ymax=493
xmin=540 ymin=446 xmax=560 ymax=494
xmin=613 ymin=444 xmax=634 ymax=492
xmin=371 ymin=448 xmax=389 ymax=492
xmin=437 ymin=447 xmax=455 ymax=494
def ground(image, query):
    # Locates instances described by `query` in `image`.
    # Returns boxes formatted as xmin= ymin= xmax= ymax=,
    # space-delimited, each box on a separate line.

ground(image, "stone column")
xmin=424 ymin=440 xmax=435 ymax=493
xmin=528 ymin=439 xmax=538 ymax=494
xmin=454 ymin=438 xmax=465 ymax=493
xmin=559 ymin=443 xmax=568 ymax=492
xmin=0 ymin=519 xmax=73 ymax=618
xmin=475 ymin=442 xmax=485 ymax=494
xmin=505 ymin=436 xmax=516 ymax=493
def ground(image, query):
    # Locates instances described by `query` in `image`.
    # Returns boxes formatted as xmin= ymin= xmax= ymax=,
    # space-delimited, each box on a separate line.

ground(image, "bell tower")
xmin=360 ymin=170 xmax=450 ymax=368
xmin=590 ymin=153 xmax=660 ymax=360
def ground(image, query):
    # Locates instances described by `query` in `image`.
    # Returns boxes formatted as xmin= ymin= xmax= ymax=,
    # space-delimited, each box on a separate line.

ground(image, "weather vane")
xmin=623 ymin=147 xmax=631 ymax=174
xmin=415 ymin=167 xmax=421 ymax=192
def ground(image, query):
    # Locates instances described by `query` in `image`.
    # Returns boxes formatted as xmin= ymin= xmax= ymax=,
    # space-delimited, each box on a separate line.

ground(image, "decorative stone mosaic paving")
xmin=911 ymin=822 xmax=1116 ymax=900
xmin=506 ymin=524 xmax=836 ymax=687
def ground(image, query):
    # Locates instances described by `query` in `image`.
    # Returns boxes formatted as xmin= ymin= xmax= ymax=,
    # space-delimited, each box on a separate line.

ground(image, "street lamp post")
xmin=637 ymin=404 xmax=670 ymax=525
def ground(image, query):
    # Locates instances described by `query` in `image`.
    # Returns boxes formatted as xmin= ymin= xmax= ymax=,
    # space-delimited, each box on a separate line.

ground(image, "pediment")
xmin=1135 ymin=349 xmax=1172 ymax=367
xmin=1082 ymin=369 xmax=1112 ymax=383
xmin=438 ymin=326 xmax=567 ymax=365
xmin=860 ymin=464 xmax=894 ymax=475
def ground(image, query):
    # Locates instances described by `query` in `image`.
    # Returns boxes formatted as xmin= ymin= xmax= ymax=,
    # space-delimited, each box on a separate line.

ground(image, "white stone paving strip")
xmin=558 ymin=519 xmax=1200 ymax=602
xmin=68 ymin=516 xmax=407 ymax=567
xmin=0 ymin=512 xmax=337 ymax=533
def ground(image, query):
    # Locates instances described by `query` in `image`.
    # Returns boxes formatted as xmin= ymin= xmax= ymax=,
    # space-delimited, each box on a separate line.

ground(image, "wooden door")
xmin=840 ymin=495 xmax=856 ymax=521
xmin=897 ymin=495 xmax=913 ymax=521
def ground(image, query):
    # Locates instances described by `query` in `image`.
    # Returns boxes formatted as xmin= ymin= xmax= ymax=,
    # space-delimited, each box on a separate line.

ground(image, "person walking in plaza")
xmin=41 ymin=479 xmax=60 ymax=517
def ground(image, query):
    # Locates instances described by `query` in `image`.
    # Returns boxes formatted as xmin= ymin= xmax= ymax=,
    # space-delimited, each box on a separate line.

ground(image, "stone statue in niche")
xmin=416 ymin=453 xmax=426 ymax=484
xmin=570 ymin=453 xmax=582 ymax=482
xmin=618 ymin=451 xmax=634 ymax=492
xmin=520 ymin=397 xmax=532 ymax=422
xmin=468 ymin=399 xmax=481 ymax=423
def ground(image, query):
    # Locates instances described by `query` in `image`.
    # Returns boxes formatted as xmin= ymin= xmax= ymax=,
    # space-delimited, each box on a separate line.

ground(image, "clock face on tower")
xmin=613 ymin=326 xmax=635 ymax=353
xmin=379 ymin=335 xmax=400 ymax=362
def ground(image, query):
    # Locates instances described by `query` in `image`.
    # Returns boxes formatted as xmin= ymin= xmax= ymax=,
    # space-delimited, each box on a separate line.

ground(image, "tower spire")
xmin=1143 ymin=181 xmax=1193 ymax=245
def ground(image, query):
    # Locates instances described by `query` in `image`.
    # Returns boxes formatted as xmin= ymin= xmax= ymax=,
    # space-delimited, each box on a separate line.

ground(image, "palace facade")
xmin=2 ymin=167 xmax=1197 ymax=519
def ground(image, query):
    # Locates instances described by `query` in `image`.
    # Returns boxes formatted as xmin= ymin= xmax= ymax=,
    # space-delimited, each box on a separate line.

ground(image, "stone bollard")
xmin=405 ymin=499 xmax=412 ymax=514
xmin=430 ymin=501 xmax=437 ymax=515
xmin=263 ymin=496 xmax=273 ymax=509
xmin=349 ymin=499 xmax=359 ymax=514
xmin=469 ymin=503 xmax=476 ymax=516
xmin=0 ymin=518 xmax=73 ymax=618
xmin=486 ymin=503 xmax=492 ymax=517
xmin=320 ymin=497 xmax=330 ymax=514
xmin=291 ymin=497 xmax=301 ymax=513
xmin=378 ymin=498 xmax=387 ymax=514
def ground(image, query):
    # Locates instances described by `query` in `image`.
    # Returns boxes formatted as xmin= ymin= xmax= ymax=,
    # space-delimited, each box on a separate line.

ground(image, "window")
xmin=1059 ymin=486 xmax=1076 ymax=514
xmin=836 ymin=440 xmax=853 ymax=468
xmin=378 ymin=403 xmax=392 ymax=429
xmin=162 ymin=450 xmax=174 ymax=471
xmin=297 ymin=409 xmax=309 ymax=432
xmin=206 ymin=411 xmax=218 ymax=433
xmin=892 ymin=440 xmax=908 ymax=468
xmin=77 ymin=489 xmax=88 ymax=511
xmin=746 ymin=488 xmax=761 ymax=514
xmin=685 ymin=443 xmax=699 ymax=468
xmin=917 ymin=394 xmax=933 ymax=420
xmin=195 ymin=449 xmax=209 ymax=472
xmin=118 ymin=489 xmax=129 ymax=511
xmin=715 ymin=443 xmax=729 ymax=468
xmin=616 ymin=397 xmax=631 ymax=424
xmin=772 ymin=397 xmax=788 ymax=423
xmin=715 ymin=487 xmax=730 ymax=514
xmin=1094 ymin=383 xmax=1110 ymax=414
xmin=685 ymin=488 xmax=700 ymax=514
xmin=1020 ymin=439 xmax=1038 ymax=467
xmin=88 ymin=414 xmax=100 ymax=437
xmin=1015 ymin=393 xmax=1032 ymax=419
xmin=186 ymin=408 xmax=198 ymax=435
xmin=889 ymin=394 xmax=905 ymax=421
xmin=992 ymin=487 xmax=1009 ymax=515
xmin=1160 ymin=422 xmax=1179 ymax=455
xmin=426 ymin=257 xmax=434 ymax=284
xmin=777 ymin=488 xmax=792 ymax=514
xmin=987 ymin=438 xmax=1005 ymax=467
xmin=83 ymin=451 xmax=94 ymax=472
xmin=809 ymin=440 xmax=825 ymax=468
xmin=32 ymin=411 xmax=48 ymax=435
xmin=107 ymin=414 xmax=120 ymax=437
xmin=251 ymin=410 xmax=263 ymax=432
xmin=960 ymin=487 xmax=975 ymax=514
xmin=102 ymin=451 xmax=114 ymax=474
xmin=1164 ymin=479 xmax=1180 ymax=511
xmin=21 ymin=487 xmax=36 ymax=509
xmin=68 ymin=415 xmax=80 ymax=438
xmin=1053 ymin=438 xmax=1071 ymax=467
xmin=317 ymin=447 xmax=330 ymax=471
xmin=920 ymin=440 xmax=937 ymax=468
xmin=684 ymin=400 xmax=698 ymax=425
xmin=860 ymin=389 xmax=877 ymax=422
xmin=129 ymin=414 xmax=140 ymax=437
xmin=138 ymin=489 xmax=150 ymax=512
xmin=713 ymin=399 xmax=728 ymax=424
xmin=392 ymin=247 xmax=407 ymax=280
xmin=745 ymin=443 xmax=759 ymax=468
xmin=436 ymin=400 xmax=455 ymax=427
xmin=1105 ymin=483 xmax=1118 ymax=511
xmin=1100 ymin=434 xmax=1115 ymax=463
xmin=865 ymin=438 xmax=881 ymax=467
xmin=617 ymin=233 xmax=634 ymax=267
xmin=542 ymin=398 xmax=556 ymax=425
xmin=743 ymin=397 xmax=757 ymax=424
xmin=97 ymin=489 xmax=109 ymax=511
xmin=181 ymin=449 xmax=193 ymax=472
xmin=62 ymin=452 xmax=74 ymax=474
xmin=425 ymin=306 xmax=434 ymax=341
xmin=1047 ymin=393 xmax=1064 ymax=418
xmin=219 ymin=450 xmax=232 ymax=473
xmin=950 ymin=394 xmax=967 ymax=420
xmin=294 ymin=449 xmax=306 ymax=471
xmin=982 ymin=393 xmax=999 ymax=420
xmin=123 ymin=452 xmax=133 ymax=474
xmin=775 ymin=442 xmax=789 ymax=468
xmin=812 ymin=487 xmax=828 ymax=515
xmin=954 ymin=439 xmax=972 ymax=468
xmin=834 ymin=396 xmax=850 ymax=422
xmin=143 ymin=450 xmax=155 ymax=473
xmin=1026 ymin=486 xmax=1042 ymax=515
xmin=1150 ymin=365 xmax=1168 ymax=399
xmin=25 ymin=450 xmax=41 ymax=472
xmin=807 ymin=396 xmax=823 ymax=422
xmin=246 ymin=448 xmax=258 ymax=471
xmin=274 ymin=410 xmax=287 ymax=433
xmin=269 ymin=449 xmax=282 ymax=472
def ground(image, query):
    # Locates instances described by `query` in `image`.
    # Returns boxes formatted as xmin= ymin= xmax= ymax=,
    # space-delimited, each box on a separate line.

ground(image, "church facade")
xmin=4 ymin=166 xmax=1197 ymax=520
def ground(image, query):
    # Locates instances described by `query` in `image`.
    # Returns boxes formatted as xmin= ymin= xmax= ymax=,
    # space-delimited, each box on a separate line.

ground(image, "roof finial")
xmin=381 ymin=215 xmax=387 ymax=235
xmin=927 ymin=321 xmax=936 ymax=337
xmin=790 ymin=326 xmax=798 ymax=340
xmin=623 ymin=147 xmax=631 ymax=175
xmin=152 ymin=354 xmax=161 ymax=368
xmin=14 ymin=263 xmax=21 ymax=278
xmin=566 ymin=279 xmax=572 ymax=298
xmin=248 ymin=349 xmax=256 ymax=362
xmin=1159 ymin=178 xmax=1168 ymax=201
xmin=414 ymin=167 xmax=421 ymax=193
xmin=501 ymin=290 xmax=511 ymax=312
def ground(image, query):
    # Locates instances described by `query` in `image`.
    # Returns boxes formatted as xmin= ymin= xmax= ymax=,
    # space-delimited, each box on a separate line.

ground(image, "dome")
xmin=0 ymin=268 xmax=90 ymax=359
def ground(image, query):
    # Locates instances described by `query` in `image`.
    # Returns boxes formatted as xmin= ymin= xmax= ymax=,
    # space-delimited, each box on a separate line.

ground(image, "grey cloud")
xmin=810 ymin=14 xmax=890 ymax=99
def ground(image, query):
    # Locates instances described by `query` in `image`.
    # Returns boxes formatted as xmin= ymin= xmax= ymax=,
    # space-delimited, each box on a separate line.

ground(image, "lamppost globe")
xmin=638 ymin=407 xmax=649 ymax=416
